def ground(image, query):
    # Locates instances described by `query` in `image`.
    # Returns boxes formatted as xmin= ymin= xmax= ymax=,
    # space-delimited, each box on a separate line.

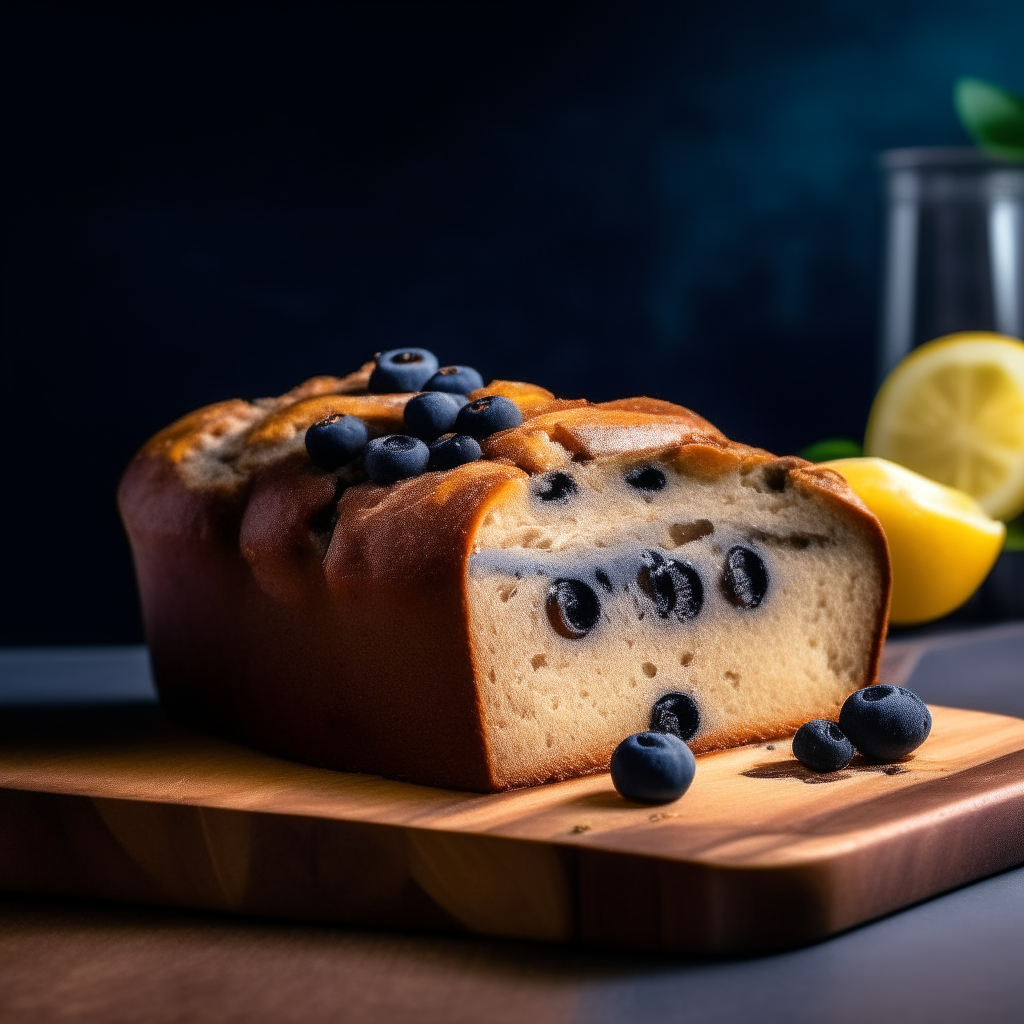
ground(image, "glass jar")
xmin=878 ymin=147 xmax=1024 ymax=379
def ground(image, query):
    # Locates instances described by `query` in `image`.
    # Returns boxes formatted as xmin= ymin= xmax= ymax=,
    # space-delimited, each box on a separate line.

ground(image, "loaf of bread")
xmin=119 ymin=361 xmax=890 ymax=792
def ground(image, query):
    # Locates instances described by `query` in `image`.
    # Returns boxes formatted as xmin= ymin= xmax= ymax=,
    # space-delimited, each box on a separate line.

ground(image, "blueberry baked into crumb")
xmin=119 ymin=346 xmax=891 ymax=792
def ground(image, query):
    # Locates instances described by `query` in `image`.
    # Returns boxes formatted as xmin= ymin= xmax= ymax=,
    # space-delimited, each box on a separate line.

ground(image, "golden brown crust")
xmin=121 ymin=452 xmax=528 ymax=791
xmin=326 ymin=461 xmax=528 ymax=587
xmin=480 ymin=406 xmax=733 ymax=475
xmin=597 ymin=396 xmax=725 ymax=433
xmin=244 ymin=393 xmax=409 ymax=452
xmin=469 ymin=379 xmax=589 ymax=420
xmin=119 ymin=372 xmax=891 ymax=791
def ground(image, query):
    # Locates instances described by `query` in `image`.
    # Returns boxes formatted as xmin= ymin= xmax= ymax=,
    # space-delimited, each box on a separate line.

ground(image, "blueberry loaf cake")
xmin=119 ymin=349 xmax=891 ymax=792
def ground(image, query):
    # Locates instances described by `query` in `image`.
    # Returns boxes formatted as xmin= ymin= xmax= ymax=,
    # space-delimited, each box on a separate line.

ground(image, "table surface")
xmin=1 ymin=625 xmax=1023 ymax=1024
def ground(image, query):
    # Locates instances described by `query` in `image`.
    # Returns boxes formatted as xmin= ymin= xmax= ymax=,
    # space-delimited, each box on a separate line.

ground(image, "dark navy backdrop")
xmin=4 ymin=1 xmax=1023 ymax=643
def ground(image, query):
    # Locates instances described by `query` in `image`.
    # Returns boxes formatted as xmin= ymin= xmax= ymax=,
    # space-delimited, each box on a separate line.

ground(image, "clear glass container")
xmin=878 ymin=147 xmax=1024 ymax=379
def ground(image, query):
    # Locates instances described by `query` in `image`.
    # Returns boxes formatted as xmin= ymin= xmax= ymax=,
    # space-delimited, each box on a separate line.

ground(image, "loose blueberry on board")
xmin=792 ymin=720 xmax=854 ymax=773
xmin=424 ymin=365 xmax=485 ymax=395
xmin=545 ymin=579 xmax=601 ymax=639
xmin=535 ymin=471 xmax=578 ymax=502
xmin=720 ymin=546 xmax=769 ymax=609
xmin=304 ymin=414 xmax=368 ymax=471
xmin=427 ymin=433 xmax=482 ymax=471
xmin=626 ymin=465 xmax=667 ymax=492
xmin=368 ymin=348 xmax=439 ymax=393
xmin=611 ymin=732 xmax=696 ymax=804
xmin=455 ymin=395 xmax=524 ymax=439
xmin=403 ymin=391 xmax=468 ymax=442
xmin=650 ymin=692 xmax=701 ymax=742
xmin=363 ymin=435 xmax=430 ymax=485
xmin=838 ymin=685 xmax=932 ymax=762
xmin=637 ymin=552 xmax=704 ymax=620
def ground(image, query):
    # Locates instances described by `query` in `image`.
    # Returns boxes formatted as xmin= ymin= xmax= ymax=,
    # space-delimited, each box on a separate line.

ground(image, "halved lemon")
xmin=820 ymin=457 xmax=1005 ymax=624
xmin=865 ymin=331 xmax=1024 ymax=521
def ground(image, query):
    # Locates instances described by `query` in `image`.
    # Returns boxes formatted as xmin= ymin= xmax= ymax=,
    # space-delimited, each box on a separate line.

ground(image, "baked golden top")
xmin=135 ymin=363 xmax=869 ymax=529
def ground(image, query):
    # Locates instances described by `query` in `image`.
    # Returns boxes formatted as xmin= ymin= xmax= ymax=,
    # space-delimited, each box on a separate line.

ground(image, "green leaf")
xmin=954 ymin=77 xmax=1024 ymax=161
xmin=1004 ymin=516 xmax=1024 ymax=552
xmin=799 ymin=438 xmax=863 ymax=462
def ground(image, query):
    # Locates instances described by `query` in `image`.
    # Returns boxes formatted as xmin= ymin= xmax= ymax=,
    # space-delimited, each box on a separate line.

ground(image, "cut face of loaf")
xmin=118 ymin=372 xmax=890 ymax=792
xmin=467 ymin=452 xmax=888 ymax=789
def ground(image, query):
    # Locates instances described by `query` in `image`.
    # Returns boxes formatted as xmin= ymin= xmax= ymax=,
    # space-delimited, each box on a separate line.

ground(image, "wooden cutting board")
xmin=1 ymin=704 xmax=1023 ymax=954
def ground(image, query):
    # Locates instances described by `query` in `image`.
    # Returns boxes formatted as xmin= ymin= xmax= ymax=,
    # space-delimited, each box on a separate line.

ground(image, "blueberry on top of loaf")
xmin=119 ymin=351 xmax=891 ymax=792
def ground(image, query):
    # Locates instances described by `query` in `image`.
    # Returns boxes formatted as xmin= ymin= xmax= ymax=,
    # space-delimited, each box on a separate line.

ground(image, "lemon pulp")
xmin=819 ymin=457 xmax=1005 ymax=625
xmin=865 ymin=331 xmax=1024 ymax=521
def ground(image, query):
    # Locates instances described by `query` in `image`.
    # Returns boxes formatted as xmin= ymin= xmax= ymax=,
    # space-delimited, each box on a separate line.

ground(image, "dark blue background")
xmin=4 ymin=1 xmax=1023 ymax=643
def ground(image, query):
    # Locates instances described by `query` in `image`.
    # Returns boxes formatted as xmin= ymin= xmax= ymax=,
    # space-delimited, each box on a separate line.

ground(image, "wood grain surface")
xmin=1 ymin=704 xmax=1023 ymax=953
